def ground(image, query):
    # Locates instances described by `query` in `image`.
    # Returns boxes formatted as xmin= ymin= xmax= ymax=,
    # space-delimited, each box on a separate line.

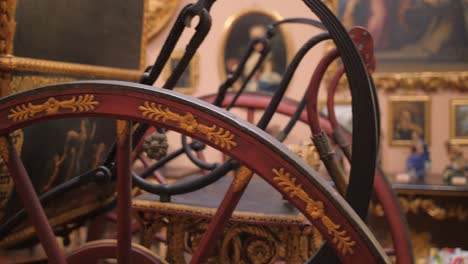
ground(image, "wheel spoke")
xmin=0 ymin=136 xmax=67 ymax=264
xmin=190 ymin=165 xmax=253 ymax=263
xmin=116 ymin=120 xmax=133 ymax=264
xmin=246 ymin=107 xmax=255 ymax=123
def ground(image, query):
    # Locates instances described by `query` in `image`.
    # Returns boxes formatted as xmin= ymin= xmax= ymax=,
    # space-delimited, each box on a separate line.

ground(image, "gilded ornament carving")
xmin=9 ymin=75 xmax=76 ymax=95
xmin=232 ymin=166 xmax=253 ymax=192
xmin=139 ymin=102 xmax=237 ymax=150
xmin=8 ymin=94 xmax=99 ymax=122
xmin=132 ymin=199 xmax=306 ymax=225
xmin=221 ymin=225 xmax=281 ymax=264
xmin=272 ymin=167 xmax=356 ymax=255
xmin=288 ymin=139 xmax=321 ymax=170
xmin=145 ymin=0 xmax=180 ymax=40
xmin=336 ymin=68 xmax=468 ymax=92
xmin=0 ymin=0 xmax=16 ymax=55
xmin=371 ymin=197 xmax=468 ymax=221
xmin=134 ymin=209 xmax=320 ymax=264
xmin=0 ymin=56 xmax=141 ymax=81
xmin=167 ymin=216 xmax=193 ymax=264
xmin=375 ymin=72 xmax=468 ymax=92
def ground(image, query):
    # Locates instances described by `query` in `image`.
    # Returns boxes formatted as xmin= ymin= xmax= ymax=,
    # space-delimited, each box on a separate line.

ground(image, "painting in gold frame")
xmin=450 ymin=99 xmax=468 ymax=145
xmin=336 ymin=0 xmax=467 ymax=72
xmin=218 ymin=8 xmax=294 ymax=93
xmin=388 ymin=95 xmax=431 ymax=146
xmin=163 ymin=50 xmax=199 ymax=95
xmin=324 ymin=0 xmax=467 ymax=93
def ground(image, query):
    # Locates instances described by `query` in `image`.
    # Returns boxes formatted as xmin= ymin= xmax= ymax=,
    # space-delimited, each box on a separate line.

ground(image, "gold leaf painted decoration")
xmin=272 ymin=168 xmax=356 ymax=255
xmin=232 ymin=166 xmax=253 ymax=192
xmin=8 ymin=94 xmax=99 ymax=122
xmin=139 ymin=102 xmax=237 ymax=150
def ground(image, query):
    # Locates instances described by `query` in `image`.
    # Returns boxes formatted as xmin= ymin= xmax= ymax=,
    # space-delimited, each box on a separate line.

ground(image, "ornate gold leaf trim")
xmin=0 ymin=56 xmax=142 ymax=81
xmin=8 ymin=94 xmax=99 ymax=122
xmin=272 ymin=168 xmax=356 ymax=255
xmin=132 ymin=199 xmax=307 ymax=225
xmin=232 ymin=166 xmax=253 ymax=192
xmin=139 ymin=102 xmax=237 ymax=150
xmin=9 ymin=75 xmax=76 ymax=95
xmin=375 ymin=71 xmax=468 ymax=92
xmin=336 ymin=66 xmax=468 ymax=92
xmin=145 ymin=0 xmax=180 ymax=40
xmin=0 ymin=0 xmax=17 ymax=55
xmin=371 ymin=197 xmax=468 ymax=221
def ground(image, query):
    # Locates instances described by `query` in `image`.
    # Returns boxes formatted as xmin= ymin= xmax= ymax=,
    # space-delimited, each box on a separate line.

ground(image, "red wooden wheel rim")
xmin=0 ymin=81 xmax=388 ymax=263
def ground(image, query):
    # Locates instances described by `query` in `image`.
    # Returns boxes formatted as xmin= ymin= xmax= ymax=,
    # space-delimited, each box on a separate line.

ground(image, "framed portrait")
xmin=388 ymin=96 xmax=431 ymax=146
xmin=218 ymin=8 xmax=293 ymax=94
xmin=164 ymin=50 xmax=199 ymax=95
xmin=450 ymin=99 xmax=468 ymax=144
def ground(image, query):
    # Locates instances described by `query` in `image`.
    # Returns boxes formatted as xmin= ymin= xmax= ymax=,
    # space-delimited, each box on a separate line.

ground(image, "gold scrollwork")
xmin=375 ymin=72 xmax=468 ymax=92
xmin=8 ymin=94 xmax=99 ymax=122
xmin=0 ymin=56 xmax=142 ymax=81
xmin=145 ymin=0 xmax=180 ymax=40
xmin=221 ymin=224 xmax=281 ymax=264
xmin=371 ymin=197 xmax=468 ymax=221
xmin=135 ymin=210 xmax=319 ymax=263
xmin=139 ymin=102 xmax=237 ymax=150
xmin=272 ymin=168 xmax=356 ymax=255
xmin=0 ymin=0 xmax=16 ymax=55
xmin=9 ymin=75 xmax=76 ymax=95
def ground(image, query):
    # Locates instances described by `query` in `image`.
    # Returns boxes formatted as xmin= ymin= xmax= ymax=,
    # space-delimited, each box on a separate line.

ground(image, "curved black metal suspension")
xmin=132 ymin=33 xmax=331 ymax=198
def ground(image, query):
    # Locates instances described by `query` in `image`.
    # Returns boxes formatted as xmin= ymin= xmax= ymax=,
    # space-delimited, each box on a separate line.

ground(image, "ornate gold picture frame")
xmin=388 ymin=95 xmax=431 ymax=146
xmin=218 ymin=7 xmax=294 ymax=93
xmin=325 ymin=0 xmax=467 ymax=93
xmin=163 ymin=50 xmax=199 ymax=95
xmin=450 ymin=98 xmax=468 ymax=145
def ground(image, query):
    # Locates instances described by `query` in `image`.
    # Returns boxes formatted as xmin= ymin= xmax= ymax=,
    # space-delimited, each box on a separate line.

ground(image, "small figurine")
xmin=396 ymin=131 xmax=430 ymax=183
xmin=407 ymin=132 xmax=430 ymax=183
xmin=443 ymin=142 xmax=468 ymax=185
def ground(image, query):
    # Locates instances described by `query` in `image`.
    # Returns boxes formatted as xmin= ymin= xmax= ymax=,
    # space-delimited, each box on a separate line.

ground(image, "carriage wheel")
xmin=0 ymin=81 xmax=388 ymax=263
xmin=202 ymin=92 xmax=412 ymax=262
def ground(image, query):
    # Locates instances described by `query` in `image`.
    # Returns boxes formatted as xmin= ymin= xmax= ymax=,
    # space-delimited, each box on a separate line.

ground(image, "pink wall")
xmin=380 ymin=91 xmax=468 ymax=179
xmin=146 ymin=0 xmax=326 ymax=100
